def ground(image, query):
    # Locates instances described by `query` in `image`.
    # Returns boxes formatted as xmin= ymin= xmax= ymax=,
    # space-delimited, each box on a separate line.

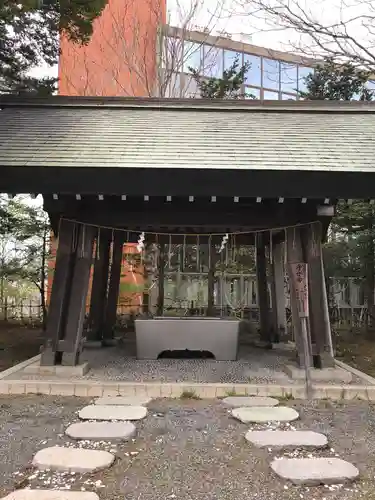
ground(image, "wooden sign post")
xmin=290 ymin=262 xmax=312 ymax=398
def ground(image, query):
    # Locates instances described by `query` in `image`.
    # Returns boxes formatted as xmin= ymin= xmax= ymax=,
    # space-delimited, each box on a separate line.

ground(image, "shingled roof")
xmin=0 ymin=96 xmax=374 ymax=172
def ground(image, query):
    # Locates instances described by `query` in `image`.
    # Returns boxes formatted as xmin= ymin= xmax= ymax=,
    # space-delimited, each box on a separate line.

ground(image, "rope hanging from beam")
xmin=60 ymin=218 xmax=321 ymax=238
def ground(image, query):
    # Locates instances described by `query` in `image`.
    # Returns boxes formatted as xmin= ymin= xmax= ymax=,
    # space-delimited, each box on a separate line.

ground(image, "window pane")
xmin=282 ymin=94 xmax=296 ymax=100
xmin=263 ymin=58 xmax=280 ymax=90
xmin=183 ymin=42 xmax=203 ymax=73
xmin=298 ymin=66 xmax=314 ymax=92
xmin=204 ymin=45 xmax=223 ymax=77
xmin=280 ymin=62 xmax=297 ymax=92
xmin=366 ymin=80 xmax=375 ymax=90
xmin=263 ymin=90 xmax=280 ymax=100
xmin=245 ymin=87 xmax=260 ymax=99
xmin=224 ymin=50 xmax=241 ymax=71
xmin=244 ymin=54 xmax=261 ymax=86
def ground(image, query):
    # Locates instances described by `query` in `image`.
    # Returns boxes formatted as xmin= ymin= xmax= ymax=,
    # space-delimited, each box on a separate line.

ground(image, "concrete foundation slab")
xmin=232 ymin=406 xmax=299 ymax=423
xmin=65 ymin=421 xmax=136 ymax=441
xmin=1 ymin=490 xmax=99 ymax=500
xmin=23 ymin=362 xmax=89 ymax=377
xmin=95 ymin=396 xmax=152 ymax=406
xmin=284 ymin=364 xmax=352 ymax=383
xmin=223 ymin=396 xmax=279 ymax=407
xmin=245 ymin=430 xmax=328 ymax=449
xmin=270 ymin=457 xmax=359 ymax=485
xmin=32 ymin=446 xmax=115 ymax=473
xmin=135 ymin=317 xmax=239 ymax=361
xmin=79 ymin=404 xmax=147 ymax=421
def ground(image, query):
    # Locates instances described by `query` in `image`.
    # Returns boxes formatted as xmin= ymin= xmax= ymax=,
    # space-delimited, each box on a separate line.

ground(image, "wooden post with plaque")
xmin=290 ymin=262 xmax=312 ymax=398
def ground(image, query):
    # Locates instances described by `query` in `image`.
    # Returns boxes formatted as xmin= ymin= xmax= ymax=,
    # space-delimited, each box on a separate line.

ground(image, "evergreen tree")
xmin=189 ymin=55 xmax=253 ymax=99
xmin=299 ymin=58 xmax=374 ymax=101
xmin=300 ymin=58 xmax=375 ymax=331
xmin=0 ymin=0 xmax=107 ymax=94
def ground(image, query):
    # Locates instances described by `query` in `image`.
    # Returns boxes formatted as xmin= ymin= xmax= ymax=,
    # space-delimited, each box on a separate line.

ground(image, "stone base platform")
xmin=284 ymin=364 xmax=352 ymax=383
xmin=23 ymin=362 xmax=90 ymax=377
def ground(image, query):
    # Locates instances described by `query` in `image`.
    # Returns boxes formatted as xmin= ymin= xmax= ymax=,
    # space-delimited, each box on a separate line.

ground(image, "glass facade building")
xmin=162 ymin=27 xmax=316 ymax=100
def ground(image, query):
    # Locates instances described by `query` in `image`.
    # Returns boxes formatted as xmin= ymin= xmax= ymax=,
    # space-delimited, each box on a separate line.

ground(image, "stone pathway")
xmin=78 ymin=405 xmax=147 ymax=421
xmin=94 ymin=396 xmax=151 ymax=406
xmin=222 ymin=396 xmax=279 ymax=407
xmin=1 ymin=394 xmax=362 ymax=498
xmin=229 ymin=396 xmax=359 ymax=486
xmin=65 ymin=421 xmax=136 ymax=441
xmin=245 ymin=430 xmax=328 ymax=448
xmin=270 ymin=457 xmax=360 ymax=485
xmin=232 ymin=406 xmax=299 ymax=423
xmin=2 ymin=396 xmax=149 ymax=499
xmin=33 ymin=447 xmax=115 ymax=473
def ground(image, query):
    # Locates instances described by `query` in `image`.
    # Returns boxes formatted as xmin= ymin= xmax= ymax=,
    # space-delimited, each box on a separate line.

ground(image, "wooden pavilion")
xmin=1 ymin=96 xmax=375 ymax=369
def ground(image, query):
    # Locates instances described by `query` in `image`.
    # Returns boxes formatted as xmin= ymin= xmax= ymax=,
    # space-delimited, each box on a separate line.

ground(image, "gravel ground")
xmin=3 ymin=342 xmax=364 ymax=385
xmin=2 ymin=395 xmax=375 ymax=500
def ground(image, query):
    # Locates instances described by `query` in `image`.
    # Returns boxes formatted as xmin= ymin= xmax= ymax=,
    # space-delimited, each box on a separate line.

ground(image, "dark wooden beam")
xmin=102 ymin=231 xmax=124 ymax=345
xmin=87 ymin=229 xmax=111 ymax=341
xmin=41 ymin=219 xmax=76 ymax=366
xmin=302 ymin=222 xmax=335 ymax=368
xmin=256 ymin=233 xmax=271 ymax=343
xmin=286 ymin=226 xmax=312 ymax=368
xmin=4 ymin=166 xmax=375 ymax=199
xmin=60 ymin=224 xmax=95 ymax=366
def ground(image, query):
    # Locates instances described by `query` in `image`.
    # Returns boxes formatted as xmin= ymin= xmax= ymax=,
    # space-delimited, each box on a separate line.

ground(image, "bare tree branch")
xmin=234 ymin=0 xmax=375 ymax=70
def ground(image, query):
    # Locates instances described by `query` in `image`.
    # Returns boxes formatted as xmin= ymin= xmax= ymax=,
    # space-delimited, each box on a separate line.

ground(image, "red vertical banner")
xmin=290 ymin=263 xmax=309 ymax=318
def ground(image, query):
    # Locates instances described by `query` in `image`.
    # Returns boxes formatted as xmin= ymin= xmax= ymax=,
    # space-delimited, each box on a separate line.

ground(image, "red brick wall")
xmin=59 ymin=0 xmax=166 ymax=96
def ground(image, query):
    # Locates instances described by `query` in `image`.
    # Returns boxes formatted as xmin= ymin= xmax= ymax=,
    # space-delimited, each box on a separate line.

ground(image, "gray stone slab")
xmin=232 ymin=406 xmax=299 ymax=423
xmin=23 ymin=362 xmax=89 ymax=376
xmin=284 ymin=364 xmax=352 ymax=383
xmin=33 ymin=446 xmax=115 ymax=473
xmin=245 ymin=430 xmax=328 ymax=449
xmin=95 ymin=396 xmax=152 ymax=406
xmin=1 ymin=491 xmax=99 ymax=500
xmin=65 ymin=421 xmax=136 ymax=441
xmin=223 ymin=396 xmax=279 ymax=407
xmin=79 ymin=404 xmax=147 ymax=421
xmin=271 ymin=458 xmax=359 ymax=485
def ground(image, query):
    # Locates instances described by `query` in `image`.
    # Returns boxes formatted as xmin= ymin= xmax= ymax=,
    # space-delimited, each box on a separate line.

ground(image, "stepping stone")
xmin=271 ymin=457 xmax=359 ymax=485
xmin=223 ymin=396 xmax=279 ymax=407
xmin=33 ymin=446 xmax=115 ymax=473
xmin=1 ymin=491 xmax=99 ymax=500
xmin=79 ymin=404 xmax=147 ymax=421
xmin=95 ymin=396 xmax=152 ymax=406
xmin=232 ymin=406 xmax=299 ymax=423
xmin=65 ymin=421 xmax=136 ymax=441
xmin=245 ymin=430 xmax=328 ymax=449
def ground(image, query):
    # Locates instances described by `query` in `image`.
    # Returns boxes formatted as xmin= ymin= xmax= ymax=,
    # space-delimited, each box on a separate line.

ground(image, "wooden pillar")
xmin=303 ymin=222 xmax=335 ymax=368
xmin=60 ymin=225 xmax=96 ymax=366
xmin=102 ymin=231 xmax=124 ymax=344
xmin=156 ymin=244 xmax=165 ymax=316
xmin=41 ymin=219 xmax=76 ymax=366
xmin=87 ymin=229 xmax=111 ymax=341
xmin=286 ymin=226 xmax=312 ymax=368
xmin=256 ymin=233 xmax=271 ymax=343
xmin=271 ymin=242 xmax=287 ymax=340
